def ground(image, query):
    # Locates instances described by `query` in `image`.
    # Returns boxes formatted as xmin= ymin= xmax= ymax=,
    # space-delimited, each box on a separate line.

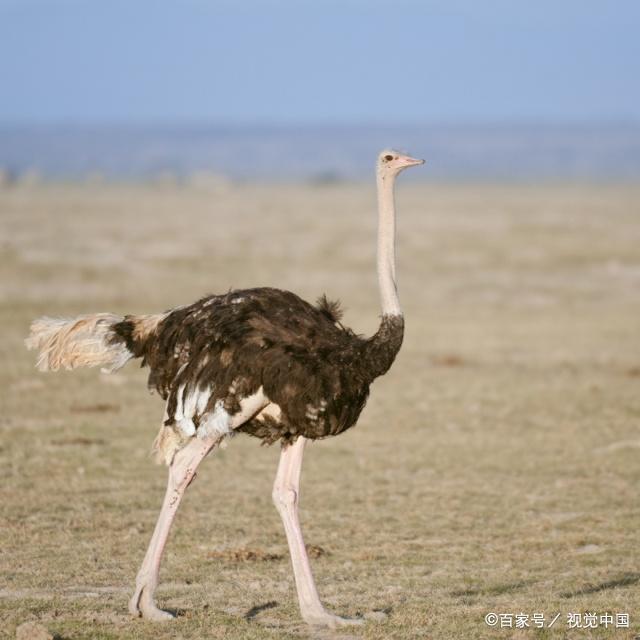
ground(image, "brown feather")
xmin=315 ymin=294 xmax=344 ymax=323
xmin=111 ymin=287 xmax=404 ymax=447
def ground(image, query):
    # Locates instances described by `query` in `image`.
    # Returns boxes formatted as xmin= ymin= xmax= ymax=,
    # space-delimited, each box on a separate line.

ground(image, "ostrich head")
xmin=377 ymin=149 xmax=424 ymax=178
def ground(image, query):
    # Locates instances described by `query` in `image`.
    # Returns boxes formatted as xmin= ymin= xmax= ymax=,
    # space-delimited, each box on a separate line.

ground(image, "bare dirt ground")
xmin=1 ymin=181 xmax=639 ymax=639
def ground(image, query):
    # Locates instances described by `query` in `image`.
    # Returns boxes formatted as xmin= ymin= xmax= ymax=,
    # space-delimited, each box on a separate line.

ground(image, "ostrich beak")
xmin=397 ymin=154 xmax=425 ymax=167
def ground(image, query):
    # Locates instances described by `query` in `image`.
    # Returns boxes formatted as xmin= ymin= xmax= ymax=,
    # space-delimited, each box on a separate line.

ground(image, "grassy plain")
xmin=1 ymin=181 xmax=639 ymax=639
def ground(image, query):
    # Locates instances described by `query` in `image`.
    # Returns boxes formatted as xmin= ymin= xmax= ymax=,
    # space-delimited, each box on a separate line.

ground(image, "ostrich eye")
xmin=384 ymin=154 xmax=394 ymax=162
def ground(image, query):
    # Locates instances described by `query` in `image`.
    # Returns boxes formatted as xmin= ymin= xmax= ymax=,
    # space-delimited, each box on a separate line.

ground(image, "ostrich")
xmin=26 ymin=149 xmax=424 ymax=628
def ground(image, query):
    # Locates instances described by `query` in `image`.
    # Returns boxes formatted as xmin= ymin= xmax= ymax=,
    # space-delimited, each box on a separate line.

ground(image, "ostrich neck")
xmin=376 ymin=172 xmax=401 ymax=317
xmin=357 ymin=170 xmax=405 ymax=383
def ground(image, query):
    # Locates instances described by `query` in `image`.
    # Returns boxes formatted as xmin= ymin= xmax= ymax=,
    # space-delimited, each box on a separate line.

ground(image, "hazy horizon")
xmin=1 ymin=122 xmax=639 ymax=182
xmin=1 ymin=1 xmax=638 ymax=181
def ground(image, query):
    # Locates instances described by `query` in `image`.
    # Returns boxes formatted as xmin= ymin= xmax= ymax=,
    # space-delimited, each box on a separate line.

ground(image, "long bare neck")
xmin=376 ymin=171 xmax=401 ymax=317
xmin=356 ymin=169 xmax=405 ymax=382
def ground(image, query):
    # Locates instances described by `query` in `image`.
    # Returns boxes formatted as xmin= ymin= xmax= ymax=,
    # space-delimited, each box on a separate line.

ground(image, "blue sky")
xmin=0 ymin=0 xmax=638 ymax=124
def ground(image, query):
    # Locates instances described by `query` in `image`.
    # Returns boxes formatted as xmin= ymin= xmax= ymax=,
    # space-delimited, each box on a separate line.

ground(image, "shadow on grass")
xmin=451 ymin=580 xmax=530 ymax=598
xmin=244 ymin=600 xmax=278 ymax=620
xmin=560 ymin=573 xmax=640 ymax=598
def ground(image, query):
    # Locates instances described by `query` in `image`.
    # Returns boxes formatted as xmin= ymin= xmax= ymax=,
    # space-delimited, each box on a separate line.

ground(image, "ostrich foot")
xmin=129 ymin=584 xmax=175 ymax=622
xmin=302 ymin=610 xmax=365 ymax=629
xmin=139 ymin=605 xmax=175 ymax=622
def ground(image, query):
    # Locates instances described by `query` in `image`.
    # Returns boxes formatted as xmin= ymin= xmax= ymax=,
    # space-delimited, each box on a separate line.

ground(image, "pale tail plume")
xmin=25 ymin=312 xmax=165 ymax=373
xmin=25 ymin=314 xmax=129 ymax=372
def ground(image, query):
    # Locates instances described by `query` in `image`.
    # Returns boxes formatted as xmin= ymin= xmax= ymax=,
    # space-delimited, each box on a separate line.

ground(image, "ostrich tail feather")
xmin=25 ymin=313 xmax=132 ymax=373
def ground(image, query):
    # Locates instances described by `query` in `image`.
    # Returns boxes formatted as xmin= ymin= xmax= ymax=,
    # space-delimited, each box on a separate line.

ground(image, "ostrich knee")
xmin=272 ymin=484 xmax=298 ymax=514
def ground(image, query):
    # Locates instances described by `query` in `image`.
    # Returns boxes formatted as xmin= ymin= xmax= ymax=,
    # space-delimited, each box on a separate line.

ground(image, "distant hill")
xmin=0 ymin=123 xmax=639 ymax=181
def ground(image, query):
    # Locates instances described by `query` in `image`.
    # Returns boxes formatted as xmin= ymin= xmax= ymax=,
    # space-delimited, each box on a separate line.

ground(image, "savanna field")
xmin=1 ymin=181 xmax=639 ymax=639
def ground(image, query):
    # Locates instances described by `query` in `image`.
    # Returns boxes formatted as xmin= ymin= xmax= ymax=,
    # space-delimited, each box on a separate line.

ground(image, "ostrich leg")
xmin=129 ymin=436 xmax=217 ymax=621
xmin=272 ymin=436 xmax=363 ymax=628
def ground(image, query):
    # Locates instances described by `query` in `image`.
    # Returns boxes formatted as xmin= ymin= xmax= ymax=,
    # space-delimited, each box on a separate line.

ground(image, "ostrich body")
xmin=26 ymin=150 xmax=424 ymax=628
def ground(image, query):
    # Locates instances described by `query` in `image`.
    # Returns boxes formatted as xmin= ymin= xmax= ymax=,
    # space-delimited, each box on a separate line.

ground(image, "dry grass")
xmin=1 ymin=181 xmax=639 ymax=639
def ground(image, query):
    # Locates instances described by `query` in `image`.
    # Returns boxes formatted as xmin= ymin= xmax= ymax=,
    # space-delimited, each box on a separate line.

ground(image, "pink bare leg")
xmin=129 ymin=436 xmax=217 ymax=621
xmin=272 ymin=436 xmax=363 ymax=628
